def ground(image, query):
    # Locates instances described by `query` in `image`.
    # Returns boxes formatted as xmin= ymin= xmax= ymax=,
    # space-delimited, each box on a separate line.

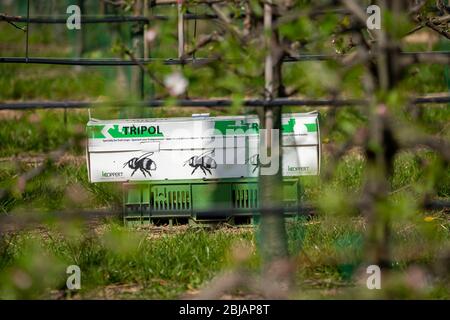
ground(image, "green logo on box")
xmin=282 ymin=118 xmax=317 ymax=133
xmin=214 ymin=120 xmax=259 ymax=135
xmin=88 ymin=125 xmax=164 ymax=139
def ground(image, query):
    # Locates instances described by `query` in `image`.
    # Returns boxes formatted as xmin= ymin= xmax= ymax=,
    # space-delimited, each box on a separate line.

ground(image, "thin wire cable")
xmin=0 ymin=14 xmax=223 ymax=24
xmin=0 ymin=96 xmax=448 ymax=110
xmin=1 ymin=51 xmax=449 ymax=66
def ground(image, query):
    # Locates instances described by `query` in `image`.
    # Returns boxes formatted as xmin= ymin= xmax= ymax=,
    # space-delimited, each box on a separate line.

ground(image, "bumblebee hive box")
xmin=86 ymin=113 xmax=320 ymax=182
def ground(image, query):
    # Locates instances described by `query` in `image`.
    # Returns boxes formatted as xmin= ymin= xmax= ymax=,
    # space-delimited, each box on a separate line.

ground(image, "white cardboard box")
xmin=86 ymin=113 xmax=320 ymax=182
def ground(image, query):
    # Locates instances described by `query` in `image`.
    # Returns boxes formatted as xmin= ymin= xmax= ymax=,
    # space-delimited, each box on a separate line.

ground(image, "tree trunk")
xmin=259 ymin=0 xmax=289 ymax=265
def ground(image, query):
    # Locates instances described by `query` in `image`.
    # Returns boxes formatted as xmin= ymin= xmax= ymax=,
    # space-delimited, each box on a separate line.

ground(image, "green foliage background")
xmin=0 ymin=0 xmax=448 ymax=299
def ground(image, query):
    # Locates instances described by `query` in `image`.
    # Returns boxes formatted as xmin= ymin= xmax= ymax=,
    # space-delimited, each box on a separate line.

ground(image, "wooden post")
xmin=177 ymin=0 xmax=184 ymax=59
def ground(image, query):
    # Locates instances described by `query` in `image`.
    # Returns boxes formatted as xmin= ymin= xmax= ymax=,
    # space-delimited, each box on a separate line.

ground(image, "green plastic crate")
xmin=123 ymin=178 xmax=303 ymax=224
xmin=151 ymin=184 xmax=191 ymax=213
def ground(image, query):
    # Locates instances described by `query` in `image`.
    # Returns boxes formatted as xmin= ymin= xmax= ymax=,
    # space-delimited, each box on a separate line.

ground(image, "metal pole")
xmin=141 ymin=0 xmax=149 ymax=99
xmin=25 ymin=0 xmax=30 ymax=62
xmin=143 ymin=0 xmax=149 ymax=60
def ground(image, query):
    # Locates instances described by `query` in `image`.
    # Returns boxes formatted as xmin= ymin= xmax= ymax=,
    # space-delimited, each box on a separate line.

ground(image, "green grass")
xmin=0 ymin=215 xmax=448 ymax=299
xmin=0 ymin=225 xmax=255 ymax=299
xmin=0 ymin=161 xmax=121 ymax=213
xmin=0 ymin=110 xmax=88 ymax=157
xmin=0 ymin=64 xmax=108 ymax=101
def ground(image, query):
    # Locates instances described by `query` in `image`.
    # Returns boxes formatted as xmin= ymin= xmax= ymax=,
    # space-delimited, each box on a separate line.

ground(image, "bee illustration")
xmin=184 ymin=149 xmax=217 ymax=175
xmin=247 ymin=154 xmax=261 ymax=173
xmin=123 ymin=152 xmax=156 ymax=177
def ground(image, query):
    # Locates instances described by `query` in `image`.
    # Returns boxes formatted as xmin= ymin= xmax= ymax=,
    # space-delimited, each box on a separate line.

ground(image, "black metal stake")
xmin=25 ymin=0 xmax=30 ymax=62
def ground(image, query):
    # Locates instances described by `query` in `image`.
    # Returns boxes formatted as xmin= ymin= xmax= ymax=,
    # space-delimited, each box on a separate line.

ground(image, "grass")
xmin=0 ymin=224 xmax=254 ymax=299
xmin=0 ymin=214 xmax=448 ymax=299
xmin=0 ymin=161 xmax=121 ymax=213
xmin=0 ymin=64 xmax=108 ymax=101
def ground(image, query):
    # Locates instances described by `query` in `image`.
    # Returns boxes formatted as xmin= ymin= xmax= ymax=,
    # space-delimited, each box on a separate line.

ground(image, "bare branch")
xmin=210 ymin=3 xmax=245 ymax=41
xmin=341 ymin=0 xmax=367 ymax=25
xmin=0 ymin=13 xmax=27 ymax=31
xmin=120 ymin=44 xmax=167 ymax=90
xmin=414 ymin=15 xmax=450 ymax=39
xmin=181 ymin=31 xmax=222 ymax=59
xmin=401 ymin=52 xmax=450 ymax=66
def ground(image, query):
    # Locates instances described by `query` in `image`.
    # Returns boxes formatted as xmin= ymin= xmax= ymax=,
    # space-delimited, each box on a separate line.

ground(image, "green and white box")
xmin=86 ymin=113 xmax=320 ymax=182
